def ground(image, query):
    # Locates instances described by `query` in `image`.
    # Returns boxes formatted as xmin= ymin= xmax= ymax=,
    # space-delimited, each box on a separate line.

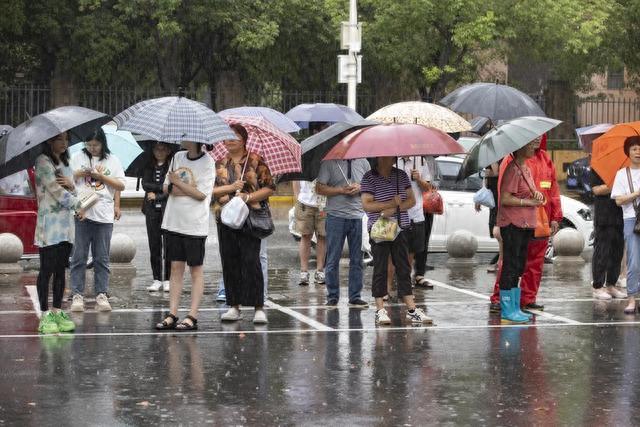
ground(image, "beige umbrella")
xmin=367 ymin=101 xmax=472 ymax=133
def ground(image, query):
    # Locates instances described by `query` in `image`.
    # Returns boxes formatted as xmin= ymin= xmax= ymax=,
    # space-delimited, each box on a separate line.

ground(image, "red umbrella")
xmin=211 ymin=115 xmax=301 ymax=175
xmin=322 ymin=123 xmax=465 ymax=160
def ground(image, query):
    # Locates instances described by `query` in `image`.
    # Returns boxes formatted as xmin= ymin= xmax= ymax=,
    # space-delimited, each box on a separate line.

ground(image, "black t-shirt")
xmin=590 ymin=171 xmax=623 ymax=226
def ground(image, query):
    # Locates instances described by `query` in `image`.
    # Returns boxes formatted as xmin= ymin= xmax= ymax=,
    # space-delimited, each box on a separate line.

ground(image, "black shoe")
xmin=489 ymin=302 xmax=501 ymax=313
xmin=326 ymin=298 xmax=339 ymax=307
xmin=348 ymin=298 xmax=368 ymax=308
xmin=524 ymin=302 xmax=544 ymax=311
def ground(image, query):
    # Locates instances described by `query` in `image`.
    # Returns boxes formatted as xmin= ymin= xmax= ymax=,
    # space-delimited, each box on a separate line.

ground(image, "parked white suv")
xmin=289 ymin=156 xmax=594 ymax=254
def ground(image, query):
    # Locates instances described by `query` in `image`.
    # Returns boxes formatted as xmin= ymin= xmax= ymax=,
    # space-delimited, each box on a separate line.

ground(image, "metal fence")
xmin=576 ymin=97 xmax=640 ymax=126
xmin=0 ymin=85 xmax=51 ymax=126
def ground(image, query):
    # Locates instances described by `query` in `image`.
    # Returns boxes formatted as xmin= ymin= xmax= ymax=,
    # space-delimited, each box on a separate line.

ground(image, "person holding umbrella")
xmin=69 ymin=127 xmax=125 ymax=312
xmin=496 ymin=140 xmax=543 ymax=323
xmin=142 ymin=142 xmax=174 ymax=292
xmin=34 ymin=132 xmax=84 ymax=334
xmin=360 ymin=156 xmax=432 ymax=325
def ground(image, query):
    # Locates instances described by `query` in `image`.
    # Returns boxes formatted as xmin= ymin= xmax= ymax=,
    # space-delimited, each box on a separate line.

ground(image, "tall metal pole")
xmin=347 ymin=0 xmax=358 ymax=110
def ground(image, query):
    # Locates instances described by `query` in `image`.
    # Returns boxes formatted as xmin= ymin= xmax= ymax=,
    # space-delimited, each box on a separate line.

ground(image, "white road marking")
xmin=25 ymin=286 xmax=41 ymax=319
xmin=264 ymin=300 xmax=333 ymax=331
xmin=428 ymin=280 xmax=490 ymax=300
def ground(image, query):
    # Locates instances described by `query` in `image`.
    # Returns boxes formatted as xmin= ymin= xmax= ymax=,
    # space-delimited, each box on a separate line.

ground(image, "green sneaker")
xmin=38 ymin=312 xmax=60 ymax=334
xmin=53 ymin=310 xmax=76 ymax=332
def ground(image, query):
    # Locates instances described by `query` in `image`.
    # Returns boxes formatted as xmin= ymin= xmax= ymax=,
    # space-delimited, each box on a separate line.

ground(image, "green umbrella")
xmin=457 ymin=116 xmax=562 ymax=180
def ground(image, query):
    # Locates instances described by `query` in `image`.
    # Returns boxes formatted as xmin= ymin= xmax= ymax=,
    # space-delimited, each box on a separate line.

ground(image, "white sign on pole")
xmin=337 ymin=55 xmax=362 ymax=84
xmin=340 ymin=22 xmax=362 ymax=51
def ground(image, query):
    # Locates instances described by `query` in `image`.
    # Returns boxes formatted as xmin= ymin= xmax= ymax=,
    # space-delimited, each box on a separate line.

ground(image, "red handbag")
xmin=423 ymin=190 xmax=443 ymax=215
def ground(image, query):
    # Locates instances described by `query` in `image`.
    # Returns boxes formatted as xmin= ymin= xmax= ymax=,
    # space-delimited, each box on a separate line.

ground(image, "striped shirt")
xmin=360 ymin=167 xmax=412 ymax=230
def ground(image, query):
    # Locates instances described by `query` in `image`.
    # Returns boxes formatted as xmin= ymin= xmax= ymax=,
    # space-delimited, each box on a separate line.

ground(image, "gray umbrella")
xmin=0 ymin=106 xmax=110 ymax=179
xmin=0 ymin=125 xmax=13 ymax=137
xmin=439 ymin=82 xmax=545 ymax=121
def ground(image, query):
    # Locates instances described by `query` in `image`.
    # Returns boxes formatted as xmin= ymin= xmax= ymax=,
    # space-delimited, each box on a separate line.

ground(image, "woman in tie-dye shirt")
xmin=34 ymin=132 xmax=82 ymax=334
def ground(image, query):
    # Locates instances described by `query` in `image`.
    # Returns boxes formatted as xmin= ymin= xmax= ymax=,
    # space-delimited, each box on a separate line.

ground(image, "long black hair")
xmin=42 ymin=133 xmax=70 ymax=166
xmin=82 ymin=127 xmax=111 ymax=160
xmin=146 ymin=142 xmax=174 ymax=169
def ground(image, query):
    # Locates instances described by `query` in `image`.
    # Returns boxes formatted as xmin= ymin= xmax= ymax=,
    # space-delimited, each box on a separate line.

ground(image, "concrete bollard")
xmin=552 ymin=228 xmax=585 ymax=265
xmin=446 ymin=230 xmax=478 ymax=266
xmin=0 ymin=233 xmax=24 ymax=274
xmin=109 ymin=233 xmax=136 ymax=274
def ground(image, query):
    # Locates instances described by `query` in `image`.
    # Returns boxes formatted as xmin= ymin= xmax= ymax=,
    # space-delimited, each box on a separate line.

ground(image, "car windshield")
xmin=435 ymin=160 xmax=483 ymax=192
xmin=0 ymin=171 xmax=33 ymax=197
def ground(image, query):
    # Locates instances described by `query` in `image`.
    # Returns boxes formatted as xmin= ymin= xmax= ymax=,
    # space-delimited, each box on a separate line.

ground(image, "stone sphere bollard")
xmin=446 ymin=230 xmax=478 ymax=266
xmin=552 ymin=228 xmax=585 ymax=264
xmin=0 ymin=233 xmax=24 ymax=275
xmin=110 ymin=233 xmax=136 ymax=275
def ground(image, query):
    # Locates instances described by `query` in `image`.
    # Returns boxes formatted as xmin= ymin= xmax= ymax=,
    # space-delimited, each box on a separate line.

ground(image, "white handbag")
xmin=221 ymin=196 xmax=249 ymax=229
xmin=473 ymin=186 xmax=495 ymax=209
xmin=77 ymin=185 xmax=100 ymax=210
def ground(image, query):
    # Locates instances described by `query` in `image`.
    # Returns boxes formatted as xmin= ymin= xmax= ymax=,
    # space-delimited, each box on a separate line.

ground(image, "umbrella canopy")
xmin=285 ymin=103 xmax=364 ymax=129
xmin=0 ymin=106 xmax=110 ymax=179
xmin=67 ymin=124 xmax=143 ymax=170
xmin=576 ymin=123 xmax=613 ymax=153
xmin=211 ymin=115 xmax=302 ymax=175
xmin=113 ymin=96 xmax=235 ymax=145
xmin=439 ymin=82 xmax=546 ymax=121
xmin=457 ymin=116 xmax=562 ymax=180
xmin=279 ymin=120 xmax=378 ymax=182
xmin=124 ymin=139 xmax=180 ymax=178
xmin=366 ymin=101 xmax=471 ymax=133
xmin=591 ymin=121 xmax=640 ymax=187
xmin=219 ymin=106 xmax=300 ymax=133
xmin=323 ymin=124 xmax=465 ymax=160
xmin=456 ymin=136 xmax=480 ymax=153
xmin=468 ymin=116 xmax=494 ymax=135
xmin=0 ymin=125 xmax=13 ymax=136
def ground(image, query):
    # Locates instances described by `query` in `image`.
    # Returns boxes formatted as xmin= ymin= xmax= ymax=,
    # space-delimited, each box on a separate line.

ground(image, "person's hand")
xmin=75 ymin=168 xmax=91 ymax=179
xmin=346 ymin=183 xmax=360 ymax=195
xmin=392 ymin=194 xmax=402 ymax=207
xmin=230 ymin=180 xmax=245 ymax=193
xmin=474 ymin=203 xmax=481 ymax=213
xmin=56 ymin=175 xmax=74 ymax=190
xmin=411 ymin=169 xmax=420 ymax=181
xmin=529 ymin=198 xmax=544 ymax=206
xmin=90 ymin=164 xmax=105 ymax=179
xmin=114 ymin=206 xmax=121 ymax=221
xmin=550 ymin=220 xmax=559 ymax=235
xmin=147 ymin=192 xmax=156 ymax=201
xmin=341 ymin=185 xmax=352 ymax=195
xmin=533 ymin=191 xmax=544 ymax=202
xmin=381 ymin=207 xmax=397 ymax=217
xmin=167 ymin=171 xmax=180 ymax=185
xmin=75 ymin=209 xmax=86 ymax=221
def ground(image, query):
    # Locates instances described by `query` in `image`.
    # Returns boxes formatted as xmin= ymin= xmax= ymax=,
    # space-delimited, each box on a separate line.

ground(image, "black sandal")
xmin=176 ymin=315 xmax=198 ymax=331
xmin=155 ymin=313 xmax=179 ymax=330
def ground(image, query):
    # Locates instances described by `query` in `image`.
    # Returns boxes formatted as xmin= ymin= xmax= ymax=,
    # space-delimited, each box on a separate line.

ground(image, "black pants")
xmin=217 ymin=222 xmax=264 ymax=307
xmin=145 ymin=211 xmax=170 ymax=281
xmin=413 ymin=213 xmax=434 ymax=277
xmin=37 ymin=242 xmax=72 ymax=311
xmin=499 ymin=225 xmax=533 ymax=290
xmin=371 ymin=231 xmax=413 ymax=298
xmin=592 ymin=224 xmax=624 ymax=288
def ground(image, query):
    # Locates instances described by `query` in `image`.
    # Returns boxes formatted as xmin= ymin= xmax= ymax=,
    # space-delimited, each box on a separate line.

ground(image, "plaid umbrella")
xmin=113 ymin=96 xmax=235 ymax=145
xmin=211 ymin=115 xmax=302 ymax=175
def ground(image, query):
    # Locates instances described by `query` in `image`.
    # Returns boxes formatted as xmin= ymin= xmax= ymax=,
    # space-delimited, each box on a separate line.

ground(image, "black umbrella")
xmin=0 ymin=106 xmax=110 ymax=179
xmin=439 ymin=82 xmax=545 ymax=122
xmin=278 ymin=120 xmax=378 ymax=182
xmin=124 ymin=138 xmax=181 ymax=178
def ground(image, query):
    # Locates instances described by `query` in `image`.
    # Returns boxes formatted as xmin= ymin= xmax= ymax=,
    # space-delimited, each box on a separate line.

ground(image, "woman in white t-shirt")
xmin=611 ymin=136 xmax=640 ymax=314
xmin=69 ymin=128 xmax=126 ymax=313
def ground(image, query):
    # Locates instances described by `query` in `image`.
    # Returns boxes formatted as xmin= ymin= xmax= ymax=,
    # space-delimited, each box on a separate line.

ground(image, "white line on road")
xmin=264 ymin=300 xmax=333 ymax=331
xmin=25 ymin=286 xmax=41 ymax=319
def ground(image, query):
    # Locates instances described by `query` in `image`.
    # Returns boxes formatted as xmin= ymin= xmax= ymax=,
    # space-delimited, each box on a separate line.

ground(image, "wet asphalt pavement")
xmin=1 ymin=205 xmax=640 ymax=426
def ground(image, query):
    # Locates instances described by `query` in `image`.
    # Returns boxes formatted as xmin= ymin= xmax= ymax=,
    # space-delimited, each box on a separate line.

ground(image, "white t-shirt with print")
xmin=70 ymin=152 xmax=125 ymax=224
xmin=611 ymin=167 xmax=640 ymax=219
xmin=161 ymin=151 xmax=215 ymax=237
xmin=398 ymin=157 xmax=432 ymax=222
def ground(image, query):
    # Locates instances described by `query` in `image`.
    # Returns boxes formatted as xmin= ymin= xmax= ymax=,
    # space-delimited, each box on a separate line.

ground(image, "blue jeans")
xmin=218 ymin=239 xmax=268 ymax=300
xmin=624 ymin=218 xmax=640 ymax=296
xmin=71 ymin=219 xmax=113 ymax=295
xmin=325 ymin=214 xmax=363 ymax=301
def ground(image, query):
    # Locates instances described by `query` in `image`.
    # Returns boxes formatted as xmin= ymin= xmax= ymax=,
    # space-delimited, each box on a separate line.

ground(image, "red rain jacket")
xmin=497 ymin=134 xmax=563 ymax=224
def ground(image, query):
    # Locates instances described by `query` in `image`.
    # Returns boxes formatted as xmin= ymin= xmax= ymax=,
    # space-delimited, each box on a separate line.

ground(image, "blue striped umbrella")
xmin=219 ymin=106 xmax=300 ymax=133
xmin=113 ymin=96 xmax=235 ymax=145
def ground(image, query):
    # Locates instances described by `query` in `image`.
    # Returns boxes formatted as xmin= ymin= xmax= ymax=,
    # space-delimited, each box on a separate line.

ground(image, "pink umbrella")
xmin=323 ymin=123 xmax=465 ymax=160
xmin=211 ymin=115 xmax=302 ymax=175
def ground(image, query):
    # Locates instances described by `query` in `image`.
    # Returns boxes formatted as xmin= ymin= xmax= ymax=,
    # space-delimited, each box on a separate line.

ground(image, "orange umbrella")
xmin=591 ymin=121 xmax=640 ymax=187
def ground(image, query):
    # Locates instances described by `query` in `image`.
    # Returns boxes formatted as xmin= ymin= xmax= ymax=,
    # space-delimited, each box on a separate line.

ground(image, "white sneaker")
xmin=221 ymin=307 xmax=242 ymax=322
xmin=70 ymin=294 xmax=85 ymax=312
xmin=147 ymin=280 xmax=162 ymax=292
xmin=299 ymin=271 xmax=310 ymax=286
xmin=607 ymin=286 xmax=627 ymax=299
xmin=375 ymin=308 xmax=391 ymax=325
xmin=618 ymin=277 xmax=627 ymax=288
xmin=314 ymin=270 xmax=325 ymax=284
xmin=253 ymin=309 xmax=268 ymax=324
xmin=95 ymin=293 xmax=112 ymax=312
xmin=162 ymin=281 xmax=170 ymax=292
xmin=592 ymin=288 xmax=612 ymax=300
xmin=406 ymin=307 xmax=433 ymax=324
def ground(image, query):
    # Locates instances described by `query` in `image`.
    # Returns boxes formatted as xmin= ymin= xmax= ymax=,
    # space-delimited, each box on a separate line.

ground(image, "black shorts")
xmin=165 ymin=232 xmax=206 ymax=267
xmin=406 ymin=221 xmax=426 ymax=254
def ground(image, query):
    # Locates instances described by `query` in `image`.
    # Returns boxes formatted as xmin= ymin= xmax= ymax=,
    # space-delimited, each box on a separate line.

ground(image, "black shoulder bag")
xmin=243 ymin=200 xmax=275 ymax=239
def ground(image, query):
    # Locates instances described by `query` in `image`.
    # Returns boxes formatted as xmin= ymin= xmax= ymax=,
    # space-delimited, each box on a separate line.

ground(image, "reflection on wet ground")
xmin=1 ymin=207 xmax=639 ymax=425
